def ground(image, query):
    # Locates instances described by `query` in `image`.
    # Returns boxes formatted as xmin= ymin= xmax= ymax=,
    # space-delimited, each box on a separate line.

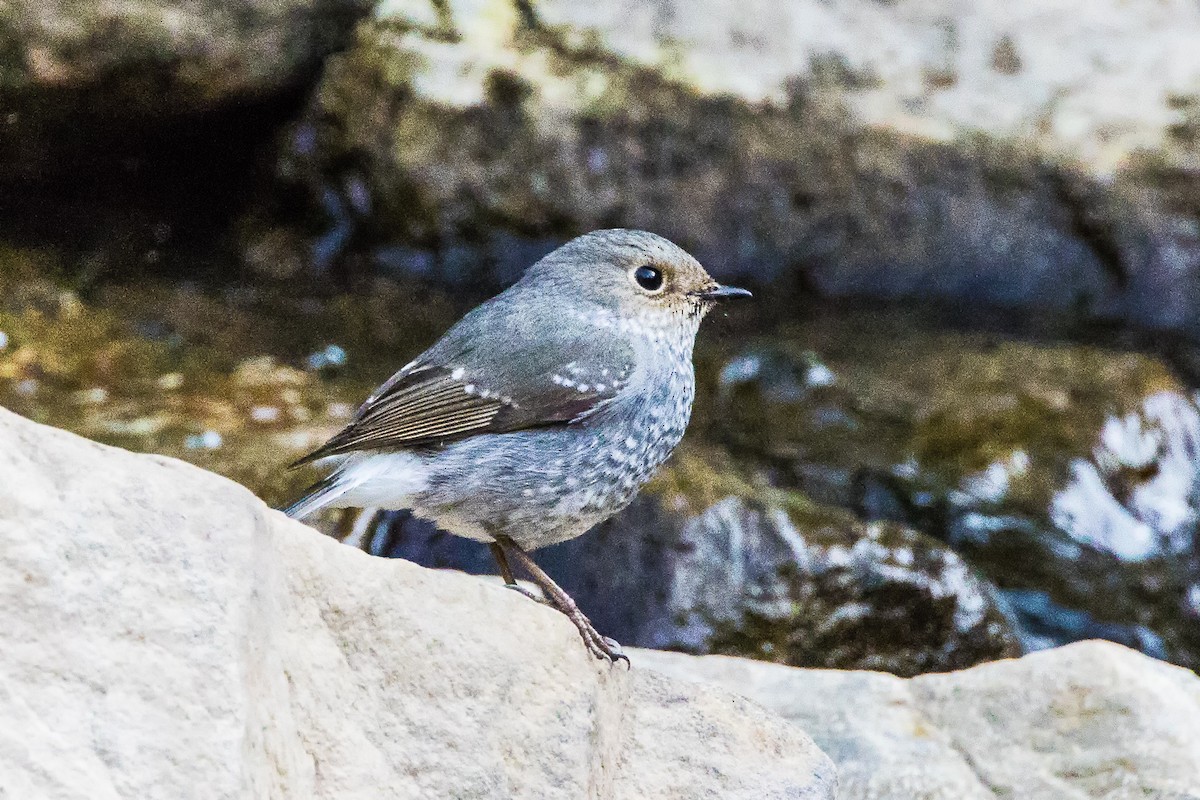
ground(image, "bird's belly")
xmin=411 ymin=420 xmax=686 ymax=550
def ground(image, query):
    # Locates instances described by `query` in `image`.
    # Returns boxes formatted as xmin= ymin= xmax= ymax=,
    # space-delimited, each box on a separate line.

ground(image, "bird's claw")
xmin=573 ymin=615 xmax=630 ymax=667
xmin=605 ymin=639 xmax=631 ymax=668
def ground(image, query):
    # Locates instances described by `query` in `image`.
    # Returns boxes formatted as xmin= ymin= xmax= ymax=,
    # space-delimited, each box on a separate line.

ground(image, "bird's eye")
xmin=633 ymin=265 xmax=664 ymax=292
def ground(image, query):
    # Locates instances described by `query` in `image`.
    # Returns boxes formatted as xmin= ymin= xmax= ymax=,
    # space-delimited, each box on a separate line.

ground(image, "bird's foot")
xmin=565 ymin=608 xmax=630 ymax=667
xmin=490 ymin=535 xmax=629 ymax=666
xmin=504 ymin=581 xmax=627 ymax=664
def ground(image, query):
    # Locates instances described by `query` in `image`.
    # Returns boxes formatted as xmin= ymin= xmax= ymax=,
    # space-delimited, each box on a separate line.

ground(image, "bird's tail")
xmin=282 ymin=453 xmax=425 ymax=520
xmin=282 ymin=473 xmax=350 ymax=520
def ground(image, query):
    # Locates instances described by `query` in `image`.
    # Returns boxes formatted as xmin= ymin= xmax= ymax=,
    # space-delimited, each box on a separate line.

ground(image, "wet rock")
xmin=715 ymin=312 xmax=1200 ymax=670
xmin=642 ymin=494 xmax=1020 ymax=675
xmin=280 ymin=0 xmax=1200 ymax=339
xmin=0 ymin=407 xmax=837 ymax=800
xmin=371 ymin=447 xmax=1020 ymax=676
xmin=1003 ymin=589 xmax=1171 ymax=656
xmin=638 ymin=640 xmax=1200 ymax=800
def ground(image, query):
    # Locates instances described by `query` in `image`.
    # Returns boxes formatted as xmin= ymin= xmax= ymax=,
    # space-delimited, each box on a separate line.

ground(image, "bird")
xmin=284 ymin=229 xmax=750 ymax=662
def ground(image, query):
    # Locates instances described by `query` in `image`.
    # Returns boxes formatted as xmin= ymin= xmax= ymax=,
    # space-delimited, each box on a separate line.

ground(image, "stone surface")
xmin=279 ymin=0 xmax=1200 ymax=340
xmin=636 ymin=640 xmax=1200 ymax=800
xmin=0 ymin=407 xmax=836 ymax=800
xmin=370 ymin=446 xmax=1020 ymax=676
xmin=374 ymin=0 xmax=1200 ymax=172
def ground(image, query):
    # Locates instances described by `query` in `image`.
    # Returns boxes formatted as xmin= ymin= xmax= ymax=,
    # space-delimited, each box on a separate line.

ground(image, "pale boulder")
xmin=0 ymin=407 xmax=835 ymax=800
xmin=637 ymin=641 xmax=1200 ymax=799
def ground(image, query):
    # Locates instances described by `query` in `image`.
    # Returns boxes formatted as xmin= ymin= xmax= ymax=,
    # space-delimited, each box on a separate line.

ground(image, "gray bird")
xmin=285 ymin=229 xmax=750 ymax=662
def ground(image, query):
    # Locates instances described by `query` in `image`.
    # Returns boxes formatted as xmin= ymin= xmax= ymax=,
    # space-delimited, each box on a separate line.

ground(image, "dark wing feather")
xmin=290 ymin=290 xmax=634 ymax=466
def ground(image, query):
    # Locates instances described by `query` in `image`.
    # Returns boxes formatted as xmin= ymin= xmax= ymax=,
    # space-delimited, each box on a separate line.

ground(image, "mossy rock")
xmin=712 ymin=312 xmax=1178 ymax=505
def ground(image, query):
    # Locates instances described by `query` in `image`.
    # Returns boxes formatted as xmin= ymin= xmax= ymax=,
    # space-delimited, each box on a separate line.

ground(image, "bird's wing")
xmin=290 ymin=294 xmax=635 ymax=466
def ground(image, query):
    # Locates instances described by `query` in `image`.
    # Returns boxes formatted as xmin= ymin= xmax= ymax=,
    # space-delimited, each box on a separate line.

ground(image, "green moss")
xmin=643 ymin=445 xmax=756 ymax=510
xmin=644 ymin=442 xmax=844 ymax=529
xmin=0 ymin=246 xmax=61 ymax=291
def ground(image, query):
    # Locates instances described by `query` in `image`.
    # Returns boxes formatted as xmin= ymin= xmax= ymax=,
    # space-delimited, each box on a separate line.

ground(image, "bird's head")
xmin=521 ymin=229 xmax=750 ymax=333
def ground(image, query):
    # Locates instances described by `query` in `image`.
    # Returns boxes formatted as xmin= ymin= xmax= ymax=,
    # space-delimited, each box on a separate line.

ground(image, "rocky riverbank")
xmin=4 ymin=0 xmax=1200 ymax=691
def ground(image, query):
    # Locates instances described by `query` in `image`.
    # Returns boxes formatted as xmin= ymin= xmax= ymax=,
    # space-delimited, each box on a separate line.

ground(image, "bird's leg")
xmin=493 ymin=535 xmax=629 ymax=666
xmin=489 ymin=541 xmax=517 ymax=583
xmin=488 ymin=541 xmax=548 ymax=605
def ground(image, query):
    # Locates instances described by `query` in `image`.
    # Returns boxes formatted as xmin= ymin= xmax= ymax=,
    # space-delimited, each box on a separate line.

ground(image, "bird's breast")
xmin=595 ymin=351 xmax=695 ymax=476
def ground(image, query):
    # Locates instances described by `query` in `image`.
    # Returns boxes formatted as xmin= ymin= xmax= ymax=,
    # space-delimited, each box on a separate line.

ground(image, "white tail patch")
xmin=285 ymin=452 xmax=430 ymax=519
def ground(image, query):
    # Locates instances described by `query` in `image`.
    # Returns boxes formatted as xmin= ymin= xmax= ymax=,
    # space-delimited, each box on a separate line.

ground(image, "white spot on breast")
xmin=464 ymin=384 xmax=476 ymax=394
xmin=577 ymin=384 xmax=589 ymax=392
xmin=451 ymin=367 xmax=465 ymax=380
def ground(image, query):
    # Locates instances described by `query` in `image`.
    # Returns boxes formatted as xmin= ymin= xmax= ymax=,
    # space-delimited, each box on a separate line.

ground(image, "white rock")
xmin=636 ymin=641 xmax=1200 ymax=799
xmin=378 ymin=0 xmax=1200 ymax=174
xmin=0 ymin=408 xmax=835 ymax=800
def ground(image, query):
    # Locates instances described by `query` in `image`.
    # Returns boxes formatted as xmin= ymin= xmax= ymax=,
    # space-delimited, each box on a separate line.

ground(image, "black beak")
xmin=698 ymin=284 xmax=753 ymax=301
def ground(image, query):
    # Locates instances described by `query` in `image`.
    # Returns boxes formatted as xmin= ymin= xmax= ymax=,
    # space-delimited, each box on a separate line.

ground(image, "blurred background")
xmin=2 ymin=0 xmax=1199 ymax=677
